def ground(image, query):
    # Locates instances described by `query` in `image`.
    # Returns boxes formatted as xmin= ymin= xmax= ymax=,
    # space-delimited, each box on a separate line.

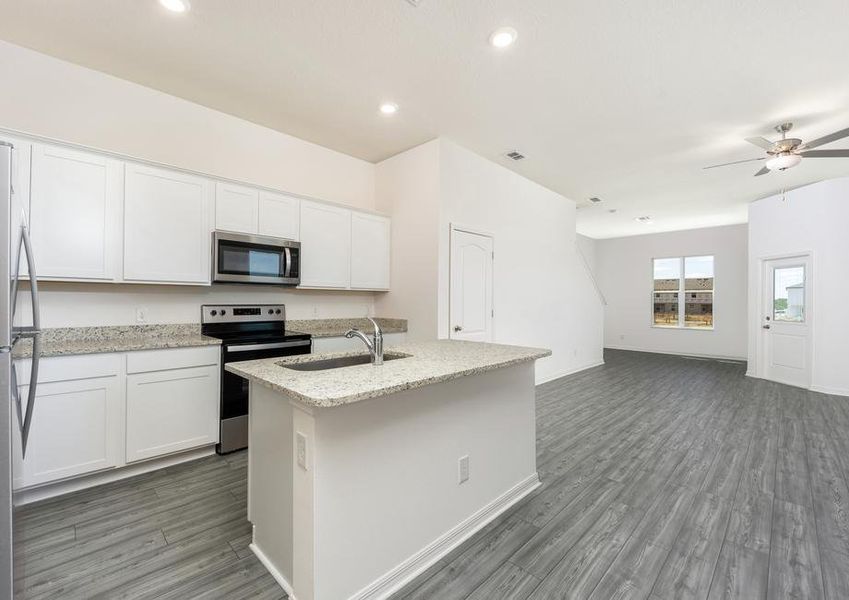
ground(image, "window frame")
xmin=651 ymin=255 xmax=715 ymax=331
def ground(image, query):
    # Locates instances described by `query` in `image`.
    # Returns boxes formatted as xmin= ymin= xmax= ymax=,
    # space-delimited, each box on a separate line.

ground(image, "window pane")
xmin=685 ymin=255 xmax=714 ymax=291
xmin=653 ymin=258 xmax=680 ymax=291
xmin=685 ymin=291 xmax=713 ymax=328
xmin=774 ymin=266 xmax=804 ymax=322
xmin=653 ymin=292 xmax=679 ymax=326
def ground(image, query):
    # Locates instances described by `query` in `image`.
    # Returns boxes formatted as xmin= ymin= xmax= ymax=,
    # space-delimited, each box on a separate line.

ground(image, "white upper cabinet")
xmin=299 ymin=200 xmax=351 ymax=288
xmin=124 ymin=163 xmax=213 ymax=284
xmin=29 ymin=144 xmax=123 ymax=280
xmin=258 ymin=190 xmax=300 ymax=240
xmin=350 ymin=213 xmax=391 ymax=290
xmin=2 ymin=135 xmax=32 ymax=278
xmin=215 ymin=181 xmax=259 ymax=234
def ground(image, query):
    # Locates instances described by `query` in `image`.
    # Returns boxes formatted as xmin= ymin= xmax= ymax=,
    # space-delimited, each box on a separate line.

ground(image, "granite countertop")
xmin=11 ymin=325 xmax=221 ymax=359
xmin=225 ymin=339 xmax=551 ymax=408
xmin=287 ymin=317 xmax=406 ymax=338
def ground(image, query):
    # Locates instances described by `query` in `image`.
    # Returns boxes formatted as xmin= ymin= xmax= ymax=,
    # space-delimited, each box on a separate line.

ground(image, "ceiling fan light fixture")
xmin=765 ymin=153 xmax=802 ymax=172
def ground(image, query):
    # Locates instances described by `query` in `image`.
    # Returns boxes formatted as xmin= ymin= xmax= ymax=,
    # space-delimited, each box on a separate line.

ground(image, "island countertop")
xmin=225 ymin=339 xmax=551 ymax=408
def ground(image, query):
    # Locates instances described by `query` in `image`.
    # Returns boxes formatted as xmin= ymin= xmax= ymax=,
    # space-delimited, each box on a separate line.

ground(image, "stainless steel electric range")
xmin=201 ymin=304 xmax=312 ymax=454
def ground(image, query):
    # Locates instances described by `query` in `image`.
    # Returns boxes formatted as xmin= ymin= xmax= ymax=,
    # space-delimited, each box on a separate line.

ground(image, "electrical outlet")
xmin=135 ymin=307 xmax=148 ymax=324
xmin=296 ymin=432 xmax=308 ymax=470
xmin=458 ymin=455 xmax=470 ymax=484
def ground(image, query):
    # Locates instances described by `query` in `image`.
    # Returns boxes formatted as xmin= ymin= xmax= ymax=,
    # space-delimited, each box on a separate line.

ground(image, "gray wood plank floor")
xmin=14 ymin=349 xmax=849 ymax=599
xmin=392 ymin=350 xmax=849 ymax=600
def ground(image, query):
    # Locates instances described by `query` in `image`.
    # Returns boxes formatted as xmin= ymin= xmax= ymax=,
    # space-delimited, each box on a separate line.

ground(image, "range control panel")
xmin=201 ymin=304 xmax=286 ymax=323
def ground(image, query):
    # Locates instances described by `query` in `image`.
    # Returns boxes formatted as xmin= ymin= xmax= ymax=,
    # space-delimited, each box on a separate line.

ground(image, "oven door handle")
xmin=226 ymin=340 xmax=312 ymax=353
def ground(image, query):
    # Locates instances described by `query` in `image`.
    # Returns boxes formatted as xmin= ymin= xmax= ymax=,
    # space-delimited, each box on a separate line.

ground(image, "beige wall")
xmin=597 ymin=224 xmax=748 ymax=360
xmin=0 ymin=40 xmax=374 ymax=211
xmin=374 ymin=140 xmax=441 ymax=341
xmin=0 ymin=41 xmax=380 ymax=327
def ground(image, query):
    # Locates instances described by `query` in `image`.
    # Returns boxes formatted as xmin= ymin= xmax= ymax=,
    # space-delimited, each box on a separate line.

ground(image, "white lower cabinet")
xmin=125 ymin=347 xmax=219 ymax=463
xmin=13 ymin=347 xmax=220 ymax=492
xmin=13 ymin=354 xmax=123 ymax=490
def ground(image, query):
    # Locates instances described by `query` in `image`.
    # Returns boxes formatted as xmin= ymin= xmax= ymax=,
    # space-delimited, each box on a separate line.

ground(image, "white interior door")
xmin=450 ymin=228 xmax=493 ymax=341
xmin=761 ymin=255 xmax=811 ymax=388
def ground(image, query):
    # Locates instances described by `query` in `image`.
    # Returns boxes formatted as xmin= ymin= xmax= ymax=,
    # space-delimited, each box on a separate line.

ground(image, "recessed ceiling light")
xmin=160 ymin=0 xmax=189 ymax=13
xmin=379 ymin=103 xmax=399 ymax=115
xmin=489 ymin=27 xmax=518 ymax=48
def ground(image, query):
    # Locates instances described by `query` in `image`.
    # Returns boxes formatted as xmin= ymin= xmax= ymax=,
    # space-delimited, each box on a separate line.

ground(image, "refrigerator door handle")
xmin=11 ymin=224 xmax=42 ymax=458
xmin=18 ymin=335 xmax=40 ymax=458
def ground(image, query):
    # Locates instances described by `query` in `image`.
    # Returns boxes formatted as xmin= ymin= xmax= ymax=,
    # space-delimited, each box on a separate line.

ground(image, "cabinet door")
xmin=126 ymin=364 xmax=219 ymax=462
xmin=215 ymin=181 xmax=258 ymax=234
xmin=258 ymin=190 xmax=299 ymax=240
xmin=1 ymin=135 xmax=31 ymax=278
xmin=12 ymin=356 xmax=123 ymax=489
xmin=299 ymin=200 xmax=351 ymax=288
xmin=350 ymin=213 xmax=391 ymax=290
xmin=30 ymin=144 xmax=123 ymax=280
xmin=124 ymin=164 xmax=213 ymax=284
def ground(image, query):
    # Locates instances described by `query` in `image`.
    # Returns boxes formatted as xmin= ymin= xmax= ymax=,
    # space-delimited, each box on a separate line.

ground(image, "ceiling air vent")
xmin=505 ymin=151 xmax=526 ymax=161
xmin=635 ymin=216 xmax=653 ymax=224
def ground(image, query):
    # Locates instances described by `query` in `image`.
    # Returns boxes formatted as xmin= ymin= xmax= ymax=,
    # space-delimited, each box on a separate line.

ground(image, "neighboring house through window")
xmin=652 ymin=255 xmax=714 ymax=329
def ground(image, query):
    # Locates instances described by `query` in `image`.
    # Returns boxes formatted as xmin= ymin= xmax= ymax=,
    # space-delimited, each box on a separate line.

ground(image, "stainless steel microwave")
xmin=212 ymin=231 xmax=300 ymax=286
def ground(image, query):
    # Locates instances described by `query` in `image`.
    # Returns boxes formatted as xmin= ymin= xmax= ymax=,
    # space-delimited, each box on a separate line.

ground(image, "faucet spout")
xmin=344 ymin=318 xmax=384 ymax=365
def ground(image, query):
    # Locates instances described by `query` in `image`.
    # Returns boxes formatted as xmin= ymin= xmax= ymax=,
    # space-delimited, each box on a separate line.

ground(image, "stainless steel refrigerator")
xmin=1 ymin=140 xmax=42 ymax=598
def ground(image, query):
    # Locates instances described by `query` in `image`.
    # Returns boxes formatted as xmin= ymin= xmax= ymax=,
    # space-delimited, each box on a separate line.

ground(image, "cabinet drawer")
xmin=126 ymin=346 xmax=220 ymax=374
xmin=14 ymin=353 xmax=122 ymax=385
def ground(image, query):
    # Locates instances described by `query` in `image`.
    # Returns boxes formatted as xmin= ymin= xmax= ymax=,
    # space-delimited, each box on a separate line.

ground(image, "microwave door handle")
xmin=284 ymin=247 xmax=292 ymax=278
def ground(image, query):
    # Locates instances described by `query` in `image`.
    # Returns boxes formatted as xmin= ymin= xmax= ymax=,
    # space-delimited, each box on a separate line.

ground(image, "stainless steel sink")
xmin=282 ymin=353 xmax=408 ymax=371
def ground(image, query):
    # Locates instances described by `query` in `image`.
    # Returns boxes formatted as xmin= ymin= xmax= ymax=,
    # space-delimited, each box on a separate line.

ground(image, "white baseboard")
xmin=14 ymin=445 xmax=216 ymax=505
xmin=251 ymin=542 xmax=298 ymax=600
xmin=536 ymin=360 xmax=605 ymax=385
xmin=348 ymin=473 xmax=541 ymax=600
xmin=810 ymin=384 xmax=849 ymax=397
xmin=604 ymin=345 xmax=747 ymax=363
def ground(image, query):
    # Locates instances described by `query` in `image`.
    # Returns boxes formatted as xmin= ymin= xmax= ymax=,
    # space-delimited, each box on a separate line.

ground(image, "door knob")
xmin=453 ymin=325 xmax=463 ymax=332
xmin=763 ymin=324 xmax=771 ymax=329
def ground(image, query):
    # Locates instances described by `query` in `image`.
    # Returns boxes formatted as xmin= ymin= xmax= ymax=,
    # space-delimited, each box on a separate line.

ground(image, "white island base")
xmin=246 ymin=361 xmax=540 ymax=600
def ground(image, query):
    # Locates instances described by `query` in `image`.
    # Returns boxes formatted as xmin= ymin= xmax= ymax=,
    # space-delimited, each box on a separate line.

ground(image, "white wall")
xmin=597 ymin=224 xmax=748 ymax=360
xmin=374 ymin=140 xmax=441 ymax=341
xmin=748 ymin=178 xmax=849 ymax=395
xmin=1 ymin=41 xmax=381 ymax=327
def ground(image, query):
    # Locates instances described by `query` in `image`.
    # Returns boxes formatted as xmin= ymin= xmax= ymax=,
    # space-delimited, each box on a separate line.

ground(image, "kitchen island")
xmin=226 ymin=339 xmax=550 ymax=600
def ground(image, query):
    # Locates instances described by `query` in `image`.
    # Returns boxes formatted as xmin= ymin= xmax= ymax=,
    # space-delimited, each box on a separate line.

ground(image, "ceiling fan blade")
xmin=803 ymin=127 xmax=849 ymax=149
xmin=745 ymin=136 xmax=775 ymax=150
xmin=754 ymin=166 xmax=770 ymax=176
xmin=799 ymin=149 xmax=849 ymax=158
xmin=702 ymin=157 xmax=765 ymax=170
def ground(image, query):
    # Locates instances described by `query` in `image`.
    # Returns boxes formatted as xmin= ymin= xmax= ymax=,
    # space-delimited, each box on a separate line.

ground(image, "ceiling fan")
xmin=704 ymin=122 xmax=849 ymax=176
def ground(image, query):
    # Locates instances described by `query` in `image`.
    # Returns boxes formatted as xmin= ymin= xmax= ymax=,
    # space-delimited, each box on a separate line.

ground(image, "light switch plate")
xmin=458 ymin=455 xmax=470 ymax=484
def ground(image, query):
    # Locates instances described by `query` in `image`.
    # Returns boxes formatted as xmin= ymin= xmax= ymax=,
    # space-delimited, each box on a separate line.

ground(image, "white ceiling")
xmin=1 ymin=0 xmax=849 ymax=238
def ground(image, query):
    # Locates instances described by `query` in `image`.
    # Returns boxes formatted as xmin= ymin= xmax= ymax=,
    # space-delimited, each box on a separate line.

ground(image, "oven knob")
xmin=268 ymin=309 xmax=274 ymax=315
xmin=210 ymin=310 xmax=217 ymax=316
xmin=275 ymin=309 xmax=281 ymax=315
xmin=220 ymin=309 xmax=227 ymax=316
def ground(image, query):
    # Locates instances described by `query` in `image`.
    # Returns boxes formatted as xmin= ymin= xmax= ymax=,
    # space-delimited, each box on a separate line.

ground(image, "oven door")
xmin=213 ymin=231 xmax=300 ymax=285
xmin=218 ymin=338 xmax=311 ymax=453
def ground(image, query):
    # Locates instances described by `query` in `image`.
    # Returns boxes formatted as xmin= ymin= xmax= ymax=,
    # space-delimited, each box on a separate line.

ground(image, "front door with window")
xmin=761 ymin=255 xmax=811 ymax=388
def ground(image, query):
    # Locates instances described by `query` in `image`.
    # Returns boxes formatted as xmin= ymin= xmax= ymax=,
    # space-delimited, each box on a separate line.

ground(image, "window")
xmin=653 ymin=255 xmax=714 ymax=329
xmin=773 ymin=265 xmax=805 ymax=323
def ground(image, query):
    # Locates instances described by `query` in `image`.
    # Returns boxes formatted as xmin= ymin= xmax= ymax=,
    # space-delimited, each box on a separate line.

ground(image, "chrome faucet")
xmin=345 ymin=317 xmax=384 ymax=366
